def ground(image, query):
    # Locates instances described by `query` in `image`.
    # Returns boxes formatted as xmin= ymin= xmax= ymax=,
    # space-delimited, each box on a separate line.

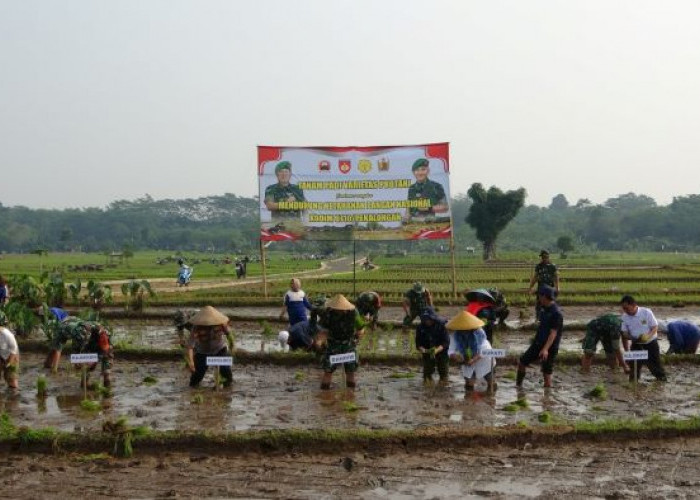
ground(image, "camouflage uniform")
xmin=356 ymin=291 xmax=381 ymax=326
xmin=52 ymin=319 xmax=113 ymax=374
xmin=583 ymin=314 xmax=622 ymax=355
xmin=264 ymin=165 xmax=306 ymax=221
xmin=403 ymin=288 xmax=430 ymax=326
xmin=407 ymin=179 xmax=446 ymax=217
xmin=321 ymin=309 xmax=363 ymax=373
xmin=533 ymin=262 xmax=558 ymax=288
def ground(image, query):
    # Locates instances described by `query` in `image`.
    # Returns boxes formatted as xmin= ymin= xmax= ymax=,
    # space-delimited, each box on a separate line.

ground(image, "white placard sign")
xmin=70 ymin=353 xmax=99 ymax=363
xmin=623 ymin=351 xmax=649 ymax=361
xmin=329 ymin=352 xmax=357 ymax=365
xmin=482 ymin=349 xmax=507 ymax=358
xmin=206 ymin=356 xmax=233 ymax=366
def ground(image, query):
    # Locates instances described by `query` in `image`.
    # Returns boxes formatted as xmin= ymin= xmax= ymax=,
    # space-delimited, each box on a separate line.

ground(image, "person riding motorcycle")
xmin=177 ymin=259 xmax=193 ymax=286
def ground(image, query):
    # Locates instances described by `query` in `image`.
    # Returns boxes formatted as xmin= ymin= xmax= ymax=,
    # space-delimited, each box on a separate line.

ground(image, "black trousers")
xmin=190 ymin=347 xmax=233 ymax=387
xmin=629 ymin=339 xmax=667 ymax=381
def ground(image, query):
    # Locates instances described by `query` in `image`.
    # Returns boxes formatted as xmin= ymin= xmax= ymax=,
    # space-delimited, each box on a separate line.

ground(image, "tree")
xmin=549 ymin=194 xmax=569 ymax=210
xmin=466 ymin=183 xmax=527 ymax=260
xmin=556 ymin=236 xmax=574 ymax=258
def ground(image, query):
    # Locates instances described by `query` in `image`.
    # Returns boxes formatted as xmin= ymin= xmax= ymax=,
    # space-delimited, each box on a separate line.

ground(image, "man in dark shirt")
xmin=415 ymin=307 xmax=450 ymax=383
xmin=663 ymin=320 xmax=700 ymax=354
xmin=528 ymin=250 xmax=559 ymax=318
xmin=516 ymin=285 xmax=563 ymax=388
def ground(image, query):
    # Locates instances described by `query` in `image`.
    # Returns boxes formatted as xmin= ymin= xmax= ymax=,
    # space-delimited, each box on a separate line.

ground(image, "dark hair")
xmin=620 ymin=295 xmax=636 ymax=305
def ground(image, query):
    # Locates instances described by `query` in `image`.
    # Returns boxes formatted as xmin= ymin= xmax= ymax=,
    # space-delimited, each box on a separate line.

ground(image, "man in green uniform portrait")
xmin=407 ymin=158 xmax=448 ymax=220
xmin=264 ymin=161 xmax=306 ymax=219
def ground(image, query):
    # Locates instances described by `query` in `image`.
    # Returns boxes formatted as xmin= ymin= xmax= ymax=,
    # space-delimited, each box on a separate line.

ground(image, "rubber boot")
xmin=516 ymin=369 xmax=526 ymax=387
xmin=581 ymin=354 xmax=593 ymax=373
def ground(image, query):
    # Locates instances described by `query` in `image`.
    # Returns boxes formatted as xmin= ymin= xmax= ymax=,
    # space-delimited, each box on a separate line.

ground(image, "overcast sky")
xmin=2 ymin=1 xmax=699 ymax=209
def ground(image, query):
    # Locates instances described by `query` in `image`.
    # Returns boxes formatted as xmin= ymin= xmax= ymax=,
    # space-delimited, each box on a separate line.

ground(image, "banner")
xmin=258 ymin=143 xmax=451 ymax=241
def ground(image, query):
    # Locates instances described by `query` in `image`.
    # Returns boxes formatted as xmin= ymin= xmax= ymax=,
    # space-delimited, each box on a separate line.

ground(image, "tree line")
xmin=1 ymin=190 xmax=700 ymax=256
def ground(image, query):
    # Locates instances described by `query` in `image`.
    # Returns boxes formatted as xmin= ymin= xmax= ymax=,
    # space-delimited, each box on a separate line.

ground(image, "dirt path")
xmin=3 ymin=437 xmax=700 ymax=498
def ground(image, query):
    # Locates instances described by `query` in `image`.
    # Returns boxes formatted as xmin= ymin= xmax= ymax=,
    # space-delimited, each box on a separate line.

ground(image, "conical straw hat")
xmin=326 ymin=294 xmax=356 ymax=311
xmin=446 ymin=310 xmax=484 ymax=331
xmin=190 ymin=306 xmax=230 ymax=326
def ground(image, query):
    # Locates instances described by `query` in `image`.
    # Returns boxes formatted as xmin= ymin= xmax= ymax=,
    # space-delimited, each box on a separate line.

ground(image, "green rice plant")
xmin=0 ymin=413 xmax=16 ymax=439
xmin=504 ymin=403 xmax=520 ymax=412
xmin=589 ymin=383 xmax=608 ymax=400
xmin=103 ymin=416 xmax=147 ymax=458
xmin=538 ymin=411 xmax=552 ymax=423
xmin=191 ymin=394 xmax=204 ymax=404
xmin=504 ymin=370 xmax=517 ymax=380
xmin=388 ymin=371 xmax=415 ymax=379
xmin=76 ymin=453 xmax=111 ymax=462
xmin=142 ymin=375 xmax=158 ymax=385
xmin=515 ymin=397 xmax=529 ymax=409
xmin=342 ymin=401 xmax=359 ymax=412
xmin=96 ymin=384 xmax=113 ymax=398
xmin=80 ymin=399 xmax=101 ymax=411
xmin=17 ymin=427 xmax=58 ymax=445
xmin=36 ymin=376 xmax=48 ymax=398
xmin=294 ymin=371 xmax=305 ymax=381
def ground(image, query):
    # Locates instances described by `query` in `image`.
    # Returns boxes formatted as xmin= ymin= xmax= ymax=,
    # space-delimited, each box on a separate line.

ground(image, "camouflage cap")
xmin=412 ymin=281 xmax=425 ymax=293
xmin=412 ymin=158 xmax=429 ymax=171
xmin=275 ymin=161 xmax=292 ymax=173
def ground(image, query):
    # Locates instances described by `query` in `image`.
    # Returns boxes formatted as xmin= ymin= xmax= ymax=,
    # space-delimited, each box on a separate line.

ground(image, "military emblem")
xmin=378 ymin=157 xmax=390 ymax=171
xmin=358 ymin=159 xmax=372 ymax=174
xmin=339 ymin=159 xmax=351 ymax=174
xmin=318 ymin=160 xmax=330 ymax=172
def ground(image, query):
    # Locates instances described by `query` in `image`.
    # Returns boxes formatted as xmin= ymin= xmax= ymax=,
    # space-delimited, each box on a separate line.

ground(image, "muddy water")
xmin=2 ymin=353 xmax=699 ymax=434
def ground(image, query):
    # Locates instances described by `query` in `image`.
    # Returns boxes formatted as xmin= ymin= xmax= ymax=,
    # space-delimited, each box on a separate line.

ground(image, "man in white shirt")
xmin=0 ymin=311 xmax=19 ymax=390
xmin=620 ymin=295 xmax=667 ymax=382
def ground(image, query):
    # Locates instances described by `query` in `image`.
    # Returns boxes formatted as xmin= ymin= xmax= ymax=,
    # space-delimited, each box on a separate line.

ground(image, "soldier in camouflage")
xmin=407 ymin=158 xmax=448 ymax=219
xmin=355 ymin=291 xmax=382 ymax=330
xmin=528 ymin=249 xmax=560 ymax=319
xmin=581 ymin=313 xmax=629 ymax=373
xmin=45 ymin=318 xmax=114 ymax=388
xmin=264 ymin=161 xmax=305 ymax=218
xmin=403 ymin=282 xmax=433 ymax=329
xmin=319 ymin=294 xmax=365 ymax=390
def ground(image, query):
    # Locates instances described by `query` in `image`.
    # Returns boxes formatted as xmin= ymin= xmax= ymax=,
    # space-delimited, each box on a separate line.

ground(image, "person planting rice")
xmin=516 ymin=285 xmax=563 ymax=389
xmin=402 ymin=282 xmax=433 ymax=330
xmin=186 ymin=306 xmax=233 ymax=388
xmin=659 ymin=320 xmax=700 ymax=354
xmin=620 ymin=295 xmax=667 ymax=382
xmin=581 ymin=314 xmax=630 ymax=373
xmin=415 ymin=307 xmax=450 ymax=384
xmin=45 ymin=318 xmax=114 ymax=388
xmin=355 ymin=291 xmax=382 ymax=331
xmin=447 ymin=310 xmax=497 ymax=392
xmin=319 ymin=295 xmax=365 ymax=390
xmin=279 ymin=295 xmax=327 ymax=351
xmin=280 ymin=278 xmax=312 ymax=327
xmin=0 ymin=311 xmax=19 ymax=391
xmin=464 ymin=288 xmax=509 ymax=344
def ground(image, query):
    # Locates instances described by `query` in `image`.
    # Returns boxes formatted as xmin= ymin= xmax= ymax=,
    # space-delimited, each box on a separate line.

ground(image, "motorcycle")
xmin=177 ymin=266 xmax=193 ymax=286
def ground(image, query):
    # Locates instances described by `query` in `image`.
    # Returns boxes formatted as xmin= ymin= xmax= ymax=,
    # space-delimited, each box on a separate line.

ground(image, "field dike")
xmin=3 ymin=416 xmax=700 ymax=457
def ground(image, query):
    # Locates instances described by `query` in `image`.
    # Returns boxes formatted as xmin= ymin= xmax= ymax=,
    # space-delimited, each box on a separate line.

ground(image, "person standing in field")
xmin=620 ymin=295 xmax=667 ymax=382
xmin=447 ymin=310 xmax=497 ymax=392
xmin=319 ymin=295 xmax=365 ymax=390
xmin=661 ymin=320 xmax=700 ymax=354
xmin=0 ymin=311 xmax=19 ymax=391
xmin=280 ymin=278 xmax=313 ymax=327
xmin=403 ymin=282 xmax=433 ymax=329
xmin=186 ymin=306 xmax=234 ymax=388
xmin=415 ymin=307 xmax=450 ymax=384
xmin=581 ymin=313 xmax=629 ymax=374
xmin=516 ymin=285 xmax=563 ymax=389
xmin=528 ymin=250 xmax=559 ymax=318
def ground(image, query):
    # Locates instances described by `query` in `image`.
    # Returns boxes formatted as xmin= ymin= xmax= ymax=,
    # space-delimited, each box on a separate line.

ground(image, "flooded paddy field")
xmin=3 ymin=353 xmax=700 ymax=434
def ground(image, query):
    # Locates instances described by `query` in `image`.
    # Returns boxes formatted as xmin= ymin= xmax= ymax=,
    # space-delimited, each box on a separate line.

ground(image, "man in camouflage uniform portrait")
xmin=403 ymin=282 xmax=433 ymax=329
xmin=45 ymin=318 xmax=114 ymax=388
xmin=581 ymin=313 xmax=629 ymax=373
xmin=406 ymin=158 xmax=448 ymax=220
xmin=319 ymin=294 xmax=365 ymax=390
xmin=264 ymin=161 xmax=305 ymax=219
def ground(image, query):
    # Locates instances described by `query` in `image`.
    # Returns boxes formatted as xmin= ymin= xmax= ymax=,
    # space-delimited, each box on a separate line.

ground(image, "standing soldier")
xmin=319 ymin=295 xmax=365 ymax=390
xmin=355 ymin=291 xmax=382 ymax=330
xmin=264 ymin=161 xmax=306 ymax=218
xmin=403 ymin=282 xmax=433 ymax=330
xmin=528 ymin=249 xmax=559 ymax=318
xmin=581 ymin=313 xmax=629 ymax=373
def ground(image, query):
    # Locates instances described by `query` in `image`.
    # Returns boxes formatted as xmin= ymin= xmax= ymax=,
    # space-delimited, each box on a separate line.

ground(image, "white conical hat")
xmin=190 ymin=306 xmax=229 ymax=326
xmin=326 ymin=294 xmax=356 ymax=311
xmin=446 ymin=310 xmax=484 ymax=331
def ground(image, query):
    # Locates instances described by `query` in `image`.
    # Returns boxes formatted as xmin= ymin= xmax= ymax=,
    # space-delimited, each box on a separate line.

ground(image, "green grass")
xmin=588 ymin=383 xmax=608 ymax=400
xmin=142 ymin=375 xmax=158 ymax=385
xmin=80 ymin=400 xmax=101 ymax=411
xmin=538 ymin=411 xmax=552 ymax=423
